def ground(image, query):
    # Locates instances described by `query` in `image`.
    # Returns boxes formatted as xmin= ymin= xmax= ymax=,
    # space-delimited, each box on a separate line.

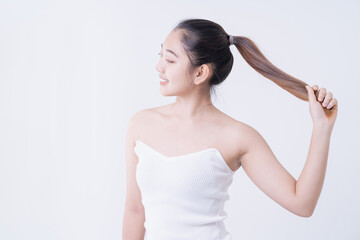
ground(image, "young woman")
xmin=122 ymin=18 xmax=338 ymax=240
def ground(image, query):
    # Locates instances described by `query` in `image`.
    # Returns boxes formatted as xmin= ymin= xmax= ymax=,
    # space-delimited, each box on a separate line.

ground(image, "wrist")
xmin=312 ymin=121 xmax=333 ymax=134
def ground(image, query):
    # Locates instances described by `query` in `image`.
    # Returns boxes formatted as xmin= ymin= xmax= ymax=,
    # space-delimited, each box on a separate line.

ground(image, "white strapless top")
xmin=134 ymin=140 xmax=235 ymax=240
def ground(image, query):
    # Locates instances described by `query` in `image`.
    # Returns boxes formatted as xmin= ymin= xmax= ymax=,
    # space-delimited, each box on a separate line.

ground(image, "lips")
xmin=159 ymin=75 xmax=169 ymax=82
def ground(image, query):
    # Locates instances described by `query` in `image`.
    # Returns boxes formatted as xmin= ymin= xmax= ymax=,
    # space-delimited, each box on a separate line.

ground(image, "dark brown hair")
xmin=173 ymin=18 xmax=310 ymax=101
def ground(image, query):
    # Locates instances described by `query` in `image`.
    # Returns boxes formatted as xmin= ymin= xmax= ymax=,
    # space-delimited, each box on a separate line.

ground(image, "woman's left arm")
xmin=295 ymin=85 xmax=338 ymax=216
xmin=239 ymin=84 xmax=338 ymax=217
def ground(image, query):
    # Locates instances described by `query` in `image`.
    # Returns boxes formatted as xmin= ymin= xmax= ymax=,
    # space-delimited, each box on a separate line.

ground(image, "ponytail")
xmin=174 ymin=18 xmax=314 ymax=101
xmin=232 ymin=36 xmax=309 ymax=101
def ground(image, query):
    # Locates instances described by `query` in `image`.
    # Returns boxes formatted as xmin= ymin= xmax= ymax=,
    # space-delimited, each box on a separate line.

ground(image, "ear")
xmin=194 ymin=64 xmax=212 ymax=85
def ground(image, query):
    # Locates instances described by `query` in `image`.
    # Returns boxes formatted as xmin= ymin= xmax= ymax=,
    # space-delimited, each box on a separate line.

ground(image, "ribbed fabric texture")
xmin=134 ymin=140 xmax=235 ymax=240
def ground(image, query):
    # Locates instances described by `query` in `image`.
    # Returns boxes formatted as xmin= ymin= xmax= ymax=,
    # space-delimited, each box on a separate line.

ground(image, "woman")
xmin=122 ymin=18 xmax=338 ymax=240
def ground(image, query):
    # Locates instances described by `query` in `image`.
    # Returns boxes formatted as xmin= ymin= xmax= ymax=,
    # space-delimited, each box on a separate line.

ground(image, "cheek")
xmin=168 ymin=65 xmax=185 ymax=80
xmin=166 ymin=62 xmax=193 ymax=85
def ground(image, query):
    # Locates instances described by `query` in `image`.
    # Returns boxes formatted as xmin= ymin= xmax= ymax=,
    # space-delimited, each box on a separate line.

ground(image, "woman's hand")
xmin=305 ymin=85 xmax=338 ymax=130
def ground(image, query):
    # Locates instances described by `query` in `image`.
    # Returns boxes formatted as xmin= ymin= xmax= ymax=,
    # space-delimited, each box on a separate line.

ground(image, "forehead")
xmin=162 ymin=30 xmax=185 ymax=57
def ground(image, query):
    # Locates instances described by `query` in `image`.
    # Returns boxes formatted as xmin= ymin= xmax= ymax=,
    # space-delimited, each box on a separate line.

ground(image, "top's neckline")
xmin=135 ymin=140 xmax=235 ymax=173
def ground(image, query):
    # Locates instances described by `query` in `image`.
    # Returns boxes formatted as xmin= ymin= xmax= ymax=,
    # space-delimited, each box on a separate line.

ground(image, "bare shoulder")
xmin=215 ymin=110 xmax=263 ymax=165
xmin=129 ymin=106 xmax=160 ymax=120
xmin=128 ymin=108 xmax=152 ymax=124
xmin=216 ymin=110 xmax=259 ymax=138
xmin=228 ymin=116 xmax=271 ymax=167
xmin=127 ymin=104 xmax=170 ymax=137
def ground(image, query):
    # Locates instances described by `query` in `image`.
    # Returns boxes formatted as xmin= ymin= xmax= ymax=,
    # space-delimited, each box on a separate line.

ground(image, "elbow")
xmin=291 ymin=195 xmax=317 ymax=217
xmin=295 ymin=204 xmax=315 ymax=218
xmin=297 ymin=208 xmax=313 ymax=218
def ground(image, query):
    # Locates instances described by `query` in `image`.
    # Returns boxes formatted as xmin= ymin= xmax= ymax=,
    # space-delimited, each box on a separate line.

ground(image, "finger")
xmin=312 ymin=85 xmax=320 ymax=99
xmin=305 ymin=85 xmax=317 ymax=103
xmin=312 ymin=85 xmax=319 ymax=91
xmin=327 ymin=97 xmax=338 ymax=110
xmin=322 ymin=91 xmax=333 ymax=108
xmin=318 ymin=87 xmax=327 ymax=102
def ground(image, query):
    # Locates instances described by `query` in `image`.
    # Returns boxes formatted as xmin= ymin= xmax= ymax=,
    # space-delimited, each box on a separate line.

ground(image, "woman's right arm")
xmin=122 ymin=111 xmax=146 ymax=240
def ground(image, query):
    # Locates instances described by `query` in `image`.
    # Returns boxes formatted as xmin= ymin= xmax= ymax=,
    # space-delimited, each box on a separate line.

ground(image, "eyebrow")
xmin=161 ymin=43 xmax=179 ymax=58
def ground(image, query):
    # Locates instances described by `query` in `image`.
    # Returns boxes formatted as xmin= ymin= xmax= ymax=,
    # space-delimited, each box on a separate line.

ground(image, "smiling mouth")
xmin=160 ymin=78 xmax=169 ymax=85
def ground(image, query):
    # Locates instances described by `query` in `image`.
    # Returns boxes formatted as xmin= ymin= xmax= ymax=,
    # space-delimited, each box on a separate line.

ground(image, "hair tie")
xmin=229 ymin=35 xmax=235 ymax=46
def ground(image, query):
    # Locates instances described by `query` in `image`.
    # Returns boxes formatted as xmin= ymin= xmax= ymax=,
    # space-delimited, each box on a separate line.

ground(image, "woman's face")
xmin=155 ymin=30 xmax=196 ymax=96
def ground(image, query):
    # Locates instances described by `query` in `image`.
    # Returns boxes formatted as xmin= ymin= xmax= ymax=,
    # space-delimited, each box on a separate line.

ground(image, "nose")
xmin=155 ymin=58 xmax=164 ymax=73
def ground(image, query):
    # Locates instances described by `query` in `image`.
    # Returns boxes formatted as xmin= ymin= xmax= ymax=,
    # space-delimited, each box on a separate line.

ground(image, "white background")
xmin=0 ymin=0 xmax=359 ymax=239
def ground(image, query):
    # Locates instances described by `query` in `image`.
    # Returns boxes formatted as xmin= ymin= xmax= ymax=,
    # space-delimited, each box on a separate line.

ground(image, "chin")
xmin=159 ymin=88 xmax=178 ymax=97
xmin=160 ymin=91 xmax=175 ymax=97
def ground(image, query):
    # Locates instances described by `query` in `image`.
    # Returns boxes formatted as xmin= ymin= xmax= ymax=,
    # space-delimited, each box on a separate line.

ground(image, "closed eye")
xmin=158 ymin=52 xmax=174 ymax=63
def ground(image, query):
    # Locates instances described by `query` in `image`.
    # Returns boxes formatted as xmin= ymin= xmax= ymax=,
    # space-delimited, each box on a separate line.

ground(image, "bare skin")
xmin=122 ymin=29 xmax=338 ymax=239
